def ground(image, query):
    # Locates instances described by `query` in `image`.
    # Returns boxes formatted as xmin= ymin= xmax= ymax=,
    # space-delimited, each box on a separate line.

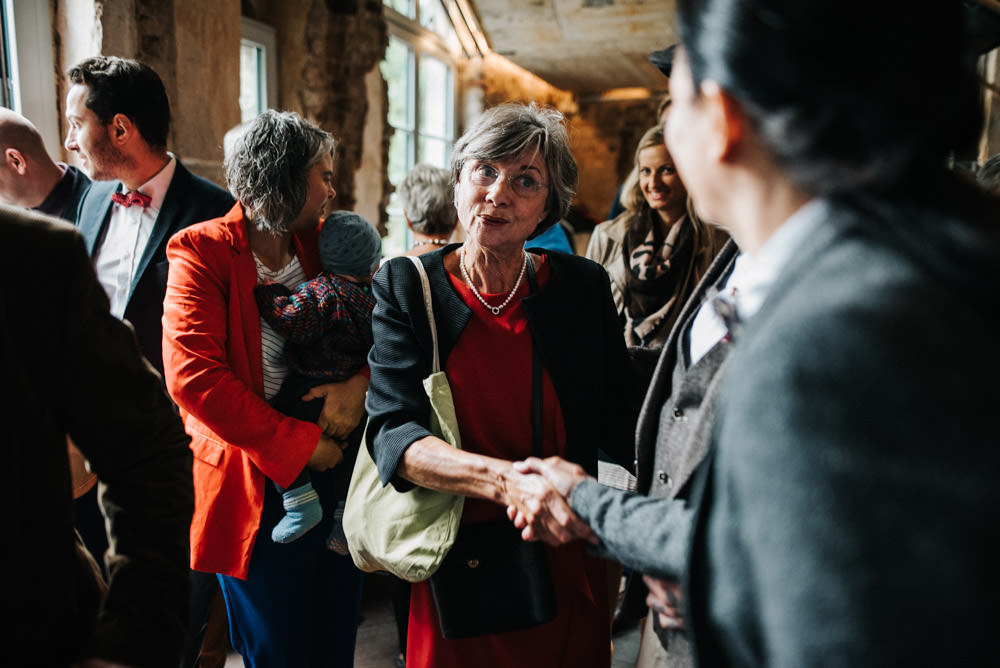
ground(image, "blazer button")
xmin=671 ymin=407 xmax=684 ymax=421
xmin=656 ymin=470 xmax=671 ymax=487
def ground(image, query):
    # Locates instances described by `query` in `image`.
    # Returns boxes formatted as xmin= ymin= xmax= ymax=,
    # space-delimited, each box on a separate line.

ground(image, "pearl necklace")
xmin=410 ymin=238 xmax=450 ymax=249
xmin=460 ymin=246 xmax=528 ymax=316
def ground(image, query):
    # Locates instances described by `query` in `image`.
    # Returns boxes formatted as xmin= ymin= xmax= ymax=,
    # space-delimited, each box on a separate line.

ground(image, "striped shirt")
xmin=255 ymin=253 xmax=306 ymax=400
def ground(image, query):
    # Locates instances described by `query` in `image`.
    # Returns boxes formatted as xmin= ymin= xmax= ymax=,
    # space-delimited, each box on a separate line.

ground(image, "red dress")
xmin=406 ymin=255 xmax=612 ymax=667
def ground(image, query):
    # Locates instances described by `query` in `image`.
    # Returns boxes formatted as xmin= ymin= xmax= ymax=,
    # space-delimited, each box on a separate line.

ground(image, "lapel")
xmin=129 ymin=162 xmax=194 ymax=301
xmin=419 ymin=245 xmax=472 ymax=362
xmin=227 ymin=204 xmax=323 ymax=394
xmin=226 ymin=207 xmax=266 ymax=395
xmin=76 ymin=180 xmax=118 ymax=256
xmin=634 ymin=239 xmax=740 ymax=493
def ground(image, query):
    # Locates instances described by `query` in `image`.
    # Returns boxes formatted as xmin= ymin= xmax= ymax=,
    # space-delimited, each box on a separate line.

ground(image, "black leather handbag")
xmin=427 ymin=261 xmax=557 ymax=639
xmin=427 ymin=518 xmax=556 ymax=638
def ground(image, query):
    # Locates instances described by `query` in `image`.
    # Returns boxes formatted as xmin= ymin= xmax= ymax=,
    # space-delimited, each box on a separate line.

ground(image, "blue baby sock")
xmin=326 ymin=500 xmax=349 ymax=554
xmin=272 ymin=482 xmax=322 ymax=543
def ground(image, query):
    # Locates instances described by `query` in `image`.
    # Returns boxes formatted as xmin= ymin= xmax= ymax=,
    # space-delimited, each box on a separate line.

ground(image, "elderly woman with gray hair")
xmin=365 ymin=102 xmax=637 ymax=666
xmin=398 ymin=163 xmax=458 ymax=256
xmin=162 ymin=110 xmax=366 ymax=666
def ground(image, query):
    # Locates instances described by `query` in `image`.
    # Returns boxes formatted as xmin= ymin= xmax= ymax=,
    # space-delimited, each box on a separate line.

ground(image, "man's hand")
xmin=302 ymin=373 xmax=368 ymax=438
xmin=503 ymin=461 xmax=597 ymax=547
xmin=513 ymin=456 xmax=589 ymax=498
xmin=643 ymin=574 xmax=685 ymax=629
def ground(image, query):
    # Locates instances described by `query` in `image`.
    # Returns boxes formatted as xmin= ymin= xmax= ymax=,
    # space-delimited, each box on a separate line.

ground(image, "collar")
xmin=119 ymin=154 xmax=177 ymax=211
xmin=33 ymin=163 xmax=76 ymax=218
xmin=738 ymin=198 xmax=826 ymax=321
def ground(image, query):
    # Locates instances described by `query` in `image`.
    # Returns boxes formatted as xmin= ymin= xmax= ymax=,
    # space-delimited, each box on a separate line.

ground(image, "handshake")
xmin=503 ymin=455 xmax=685 ymax=630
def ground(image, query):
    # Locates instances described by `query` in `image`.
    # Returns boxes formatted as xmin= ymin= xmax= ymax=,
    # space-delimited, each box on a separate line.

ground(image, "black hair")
xmin=67 ymin=56 xmax=171 ymax=149
xmin=676 ymin=0 xmax=981 ymax=195
xmin=977 ymin=153 xmax=1000 ymax=193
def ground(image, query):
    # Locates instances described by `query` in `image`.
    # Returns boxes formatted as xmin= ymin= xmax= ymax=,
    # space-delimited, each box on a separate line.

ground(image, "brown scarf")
xmin=621 ymin=213 xmax=695 ymax=347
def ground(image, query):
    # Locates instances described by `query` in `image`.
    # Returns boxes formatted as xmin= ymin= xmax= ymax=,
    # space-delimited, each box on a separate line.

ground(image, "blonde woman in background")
xmin=587 ymin=123 xmax=726 ymax=348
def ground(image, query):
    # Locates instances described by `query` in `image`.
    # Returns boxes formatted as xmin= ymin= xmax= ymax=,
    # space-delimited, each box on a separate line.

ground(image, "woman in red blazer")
xmin=162 ymin=110 xmax=367 ymax=666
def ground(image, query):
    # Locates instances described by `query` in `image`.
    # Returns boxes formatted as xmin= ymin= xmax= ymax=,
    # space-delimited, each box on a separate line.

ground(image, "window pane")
xmin=382 ymin=37 xmax=413 ymax=131
xmin=418 ymin=54 xmax=452 ymax=139
xmin=418 ymin=0 xmax=452 ymax=41
xmin=383 ymin=209 xmax=408 ymax=258
xmin=388 ymin=128 xmax=413 ymax=187
xmin=239 ymin=42 xmax=263 ymax=122
xmin=418 ymin=135 xmax=449 ymax=169
xmin=385 ymin=0 xmax=415 ymax=18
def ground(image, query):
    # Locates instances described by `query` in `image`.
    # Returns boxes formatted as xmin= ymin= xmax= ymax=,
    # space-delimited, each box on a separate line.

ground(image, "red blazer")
xmin=162 ymin=202 xmax=321 ymax=578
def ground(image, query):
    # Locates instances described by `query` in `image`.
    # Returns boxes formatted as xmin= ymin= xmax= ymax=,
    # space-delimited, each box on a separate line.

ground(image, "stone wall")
xmin=569 ymin=96 xmax=661 ymax=226
xmin=979 ymin=49 xmax=1000 ymax=162
xmin=54 ymin=0 xmax=241 ymax=186
xmin=471 ymin=52 xmax=660 ymax=228
xmin=252 ymin=0 xmax=390 ymax=232
xmin=53 ymin=0 xmax=388 ymax=220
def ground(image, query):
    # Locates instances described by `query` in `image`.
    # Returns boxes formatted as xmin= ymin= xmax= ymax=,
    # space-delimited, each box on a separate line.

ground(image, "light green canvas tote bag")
xmin=344 ymin=255 xmax=464 ymax=582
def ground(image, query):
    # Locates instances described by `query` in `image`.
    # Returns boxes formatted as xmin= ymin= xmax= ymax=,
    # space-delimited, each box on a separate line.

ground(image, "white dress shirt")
xmin=93 ymin=156 xmax=177 ymax=319
xmin=687 ymin=199 xmax=825 ymax=364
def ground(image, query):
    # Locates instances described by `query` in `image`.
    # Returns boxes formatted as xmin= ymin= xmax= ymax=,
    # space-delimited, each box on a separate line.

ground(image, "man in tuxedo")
xmin=65 ymin=55 xmax=235 ymax=668
xmin=65 ymin=55 xmax=235 ymax=375
xmin=4 ymin=205 xmax=193 ymax=667
xmin=0 ymin=107 xmax=91 ymax=221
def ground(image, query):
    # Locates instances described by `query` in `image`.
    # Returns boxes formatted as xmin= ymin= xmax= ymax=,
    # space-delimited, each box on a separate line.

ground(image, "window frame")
xmin=239 ymin=16 xmax=278 ymax=122
xmin=3 ymin=0 xmax=60 ymax=156
xmin=382 ymin=1 xmax=460 ymax=255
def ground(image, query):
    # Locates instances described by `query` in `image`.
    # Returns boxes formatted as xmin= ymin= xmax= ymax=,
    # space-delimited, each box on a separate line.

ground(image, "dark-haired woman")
xmin=163 ymin=110 xmax=366 ymax=666
xmin=586 ymin=123 xmax=726 ymax=348
xmin=524 ymin=1 xmax=1000 ymax=666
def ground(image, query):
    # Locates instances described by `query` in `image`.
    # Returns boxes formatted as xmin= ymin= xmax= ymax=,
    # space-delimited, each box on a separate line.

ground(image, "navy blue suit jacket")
xmin=76 ymin=160 xmax=235 ymax=374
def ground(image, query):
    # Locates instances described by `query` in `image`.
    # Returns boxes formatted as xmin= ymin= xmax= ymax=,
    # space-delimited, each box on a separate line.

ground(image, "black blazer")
xmin=365 ymin=245 xmax=638 ymax=488
xmin=76 ymin=160 xmax=235 ymax=374
xmin=2 ymin=207 xmax=193 ymax=666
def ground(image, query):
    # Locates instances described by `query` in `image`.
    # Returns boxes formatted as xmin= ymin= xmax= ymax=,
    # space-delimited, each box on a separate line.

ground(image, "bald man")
xmin=0 ymin=107 xmax=90 ymax=222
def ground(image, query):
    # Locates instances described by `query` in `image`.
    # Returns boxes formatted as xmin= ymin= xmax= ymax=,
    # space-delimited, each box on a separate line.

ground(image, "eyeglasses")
xmin=467 ymin=162 xmax=548 ymax=199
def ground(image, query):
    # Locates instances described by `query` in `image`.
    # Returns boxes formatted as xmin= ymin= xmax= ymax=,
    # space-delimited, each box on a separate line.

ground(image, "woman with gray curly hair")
xmin=398 ymin=163 xmax=458 ymax=255
xmin=365 ymin=102 xmax=637 ymax=665
xmin=162 ymin=109 xmax=366 ymax=667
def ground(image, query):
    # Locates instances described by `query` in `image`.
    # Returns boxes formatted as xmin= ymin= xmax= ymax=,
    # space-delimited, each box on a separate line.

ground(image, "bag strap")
xmin=525 ymin=254 xmax=543 ymax=459
xmin=407 ymin=255 xmax=440 ymax=374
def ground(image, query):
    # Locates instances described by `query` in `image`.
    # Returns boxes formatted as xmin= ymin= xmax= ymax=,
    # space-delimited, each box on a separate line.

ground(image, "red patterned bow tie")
xmin=111 ymin=190 xmax=152 ymax=208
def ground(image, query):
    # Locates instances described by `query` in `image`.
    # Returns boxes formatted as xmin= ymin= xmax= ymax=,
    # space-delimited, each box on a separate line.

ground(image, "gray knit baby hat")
xmin=318 ymin=210 xmax=382 ymax=277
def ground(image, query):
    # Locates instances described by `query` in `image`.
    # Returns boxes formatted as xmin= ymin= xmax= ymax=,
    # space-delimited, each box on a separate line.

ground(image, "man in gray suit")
xmin=519 ymin=237 xmax=740 ymax=667
xmin=636 ymin=1 xmax=996 ymax=665
xmin=522 ymin=4 xmax=1000 ymax=666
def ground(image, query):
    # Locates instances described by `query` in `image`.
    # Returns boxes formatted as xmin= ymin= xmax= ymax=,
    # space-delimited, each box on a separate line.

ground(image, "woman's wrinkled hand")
xmin=307 ymin=435 xmax=346 ymax=471
xmin=643 ymin=574 xmax=685 ymax=629
xmin=303 ymin=374 xmax=368 ymax=439
xmin=502 ymin=463 xmax=598 ymax=548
